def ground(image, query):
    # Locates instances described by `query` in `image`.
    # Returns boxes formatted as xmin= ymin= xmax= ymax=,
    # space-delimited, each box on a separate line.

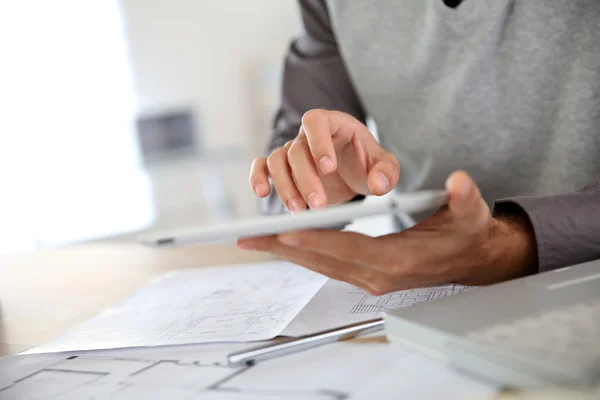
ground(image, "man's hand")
xmin=249 ymin=109 xmax=400 ymax=211
xmin=238 ymin=171 xmax=538 ymax=294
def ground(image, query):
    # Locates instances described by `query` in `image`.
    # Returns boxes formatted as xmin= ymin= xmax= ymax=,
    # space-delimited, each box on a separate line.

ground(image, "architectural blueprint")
xmin=282 ymin=279 xmax=470 ymax=336
xmin=0 ymin=353 xmax=336 ymax=399
xmin=0 ymin=340 xmax=496 ymax=399
xmin=3 ymin=259 xmax=493 ymax=398
xmin=26 ymin=262 xmax=327 ymax=354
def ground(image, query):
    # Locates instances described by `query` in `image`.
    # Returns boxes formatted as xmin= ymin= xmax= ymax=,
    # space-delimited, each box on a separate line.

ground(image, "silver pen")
xmin=227 ymin=318 xmax=385 ymax=367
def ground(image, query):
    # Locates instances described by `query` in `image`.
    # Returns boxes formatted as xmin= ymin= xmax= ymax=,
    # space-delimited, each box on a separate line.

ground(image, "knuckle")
xmin=249 ymin=159 xmax=263 ymax=186
xmin=286 ymin=141 xmax=301 ymax=162
xmin=248 ymin=174 xmax=262 ymax=189
xmin=388 ymin=152 xmax=400 ymax=168
xmin=301 ymin=108 xmax=325 ymax=127
xmin=266 ymin=148 xmax=287 ymax=171
xmin=250 ymin=157 xmax=265 ymax=172
xmin=380 ymin=152 xmax=400 ymax=174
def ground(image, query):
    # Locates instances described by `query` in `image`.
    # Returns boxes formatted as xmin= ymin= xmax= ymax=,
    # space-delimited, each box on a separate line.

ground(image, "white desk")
xmin=0 ymin=242 xmax=503 ymax=399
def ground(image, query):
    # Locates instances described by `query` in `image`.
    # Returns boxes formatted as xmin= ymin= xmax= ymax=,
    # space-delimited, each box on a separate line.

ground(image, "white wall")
xmin=120 ymin=0 xmax=301 ymax=156
xmin=115 ymin=1 xmax=303 ymax=226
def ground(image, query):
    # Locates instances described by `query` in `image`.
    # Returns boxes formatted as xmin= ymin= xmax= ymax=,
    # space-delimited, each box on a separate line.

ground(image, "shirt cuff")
xmin=493 ymin=194 xmax=600 ymax=273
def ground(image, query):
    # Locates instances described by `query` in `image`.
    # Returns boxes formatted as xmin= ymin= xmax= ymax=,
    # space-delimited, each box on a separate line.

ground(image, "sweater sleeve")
xmin=493 ymin=179 xmax=600 ymax=272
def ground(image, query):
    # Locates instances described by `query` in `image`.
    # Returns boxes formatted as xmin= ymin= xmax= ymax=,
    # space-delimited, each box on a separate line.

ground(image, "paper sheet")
xmin=282 ymin=279 xmax=470 ymax=336
xmin=221 ymin=339 xmax=497 ymax=399
xmin=25 ymin=261 xmax=327 ymax=354
xmin=2 ymin=340 xmax=497 ymax=400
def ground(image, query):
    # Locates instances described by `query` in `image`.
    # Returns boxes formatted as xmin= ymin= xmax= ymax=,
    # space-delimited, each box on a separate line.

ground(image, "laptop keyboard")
xmin=465 ymin=298 xmax=600 ymax=372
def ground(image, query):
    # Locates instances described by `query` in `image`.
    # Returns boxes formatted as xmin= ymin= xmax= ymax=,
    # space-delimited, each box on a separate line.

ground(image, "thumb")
xmin=445 ymin=170 xmax=487 ymax=221
xmin=366 ymin=146 xmax=400 ymax=196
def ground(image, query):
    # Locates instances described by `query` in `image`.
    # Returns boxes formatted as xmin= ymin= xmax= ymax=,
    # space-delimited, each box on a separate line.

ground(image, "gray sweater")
xmin=265 ymin=0 xmax=600 ymax=272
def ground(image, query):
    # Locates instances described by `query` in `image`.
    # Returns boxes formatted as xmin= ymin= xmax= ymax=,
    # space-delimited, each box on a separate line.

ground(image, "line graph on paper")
xmin=281 ymin=281 xmax=472 ymax=337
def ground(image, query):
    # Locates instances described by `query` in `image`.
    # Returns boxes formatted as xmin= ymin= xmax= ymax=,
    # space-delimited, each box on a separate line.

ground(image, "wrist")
xmin=488 ymin=213 xmax=538 ymax=281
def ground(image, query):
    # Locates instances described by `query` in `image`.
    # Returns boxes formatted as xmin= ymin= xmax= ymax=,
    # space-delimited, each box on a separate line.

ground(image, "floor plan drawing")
xmin=0 ymin=353 xmax=345 ymax=400
xmin=348 ymin=284 xmax=468 ymax=314
xmin=0 ymin=279 xmax=493 ymax=399
xmin=0 ymin=337 xmax=495 ymax=400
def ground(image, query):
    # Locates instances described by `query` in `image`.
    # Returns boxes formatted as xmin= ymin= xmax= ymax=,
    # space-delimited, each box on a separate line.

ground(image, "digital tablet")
xmin=139 ymin=190 xmax=448 ymax=247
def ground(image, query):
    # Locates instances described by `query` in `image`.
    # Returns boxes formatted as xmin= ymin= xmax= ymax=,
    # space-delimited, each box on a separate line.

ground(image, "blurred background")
xmin=0 ymin=0 xmax=303 ymax=253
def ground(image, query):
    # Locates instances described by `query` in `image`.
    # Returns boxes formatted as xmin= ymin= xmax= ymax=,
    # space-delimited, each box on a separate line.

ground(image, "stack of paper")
xmin=10 ymin=261 xmax=488 ymax=399
xmin=26 ymin=260 xmax=469 ymax=355
xmin=26 ymin=262 xmax=327 ymax=354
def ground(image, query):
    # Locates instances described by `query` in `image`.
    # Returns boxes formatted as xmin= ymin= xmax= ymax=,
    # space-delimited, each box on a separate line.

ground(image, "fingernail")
xmin=278 ymin=233 xmax=301 ymax=247
xmin=307 ymin=192 xmax=323 ymax=209
xmin=287 ymin=199 xmax=304 ymax=213
xmin=319 ymin=156 xmax=334 ymax=174
xmin=375 ymin=173 xmax=390 ymax=192
xmin=255 ymin=184 xmax=268 ymax=196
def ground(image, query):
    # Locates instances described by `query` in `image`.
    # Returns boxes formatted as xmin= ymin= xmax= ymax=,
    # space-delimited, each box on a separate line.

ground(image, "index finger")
xmin=301 ymin=109 xmax=338 ymax=175
xmin=301 ymin=109 xmax=372 ymax=175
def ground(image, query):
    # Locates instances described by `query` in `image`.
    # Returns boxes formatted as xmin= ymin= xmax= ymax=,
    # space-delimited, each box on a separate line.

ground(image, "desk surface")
xmin=0 ymin=243 xmax=274 ymax=355
xmin=2 ymin=245 xmax=593 ymax=398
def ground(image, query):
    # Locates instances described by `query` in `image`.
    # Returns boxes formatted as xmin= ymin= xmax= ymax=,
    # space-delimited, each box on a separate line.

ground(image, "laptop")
xmin=385 ymin=258 xmax=600 ymax=389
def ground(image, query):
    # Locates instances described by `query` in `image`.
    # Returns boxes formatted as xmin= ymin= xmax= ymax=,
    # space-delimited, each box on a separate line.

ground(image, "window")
xmin=0 ymin=0 xmax=153 ymax=251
